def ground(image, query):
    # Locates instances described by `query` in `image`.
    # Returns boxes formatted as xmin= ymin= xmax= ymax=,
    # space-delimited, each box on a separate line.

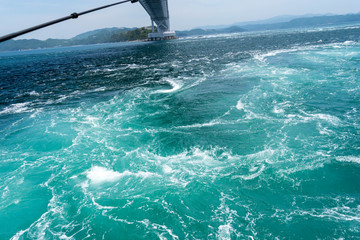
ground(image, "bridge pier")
xmin=147 ymin=31 xmax=177 ymax=41
xmin=139 ymin=0 xmax=176 ymax=40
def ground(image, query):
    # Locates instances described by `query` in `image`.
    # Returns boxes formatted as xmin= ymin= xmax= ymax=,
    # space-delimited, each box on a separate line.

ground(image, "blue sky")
xmin=0 ymin=0 xmax=359 ymax=40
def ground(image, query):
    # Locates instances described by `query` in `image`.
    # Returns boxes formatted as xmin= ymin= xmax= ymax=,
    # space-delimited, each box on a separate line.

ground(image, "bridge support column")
xmin=139 ymin=0 xmax=176 ymax=40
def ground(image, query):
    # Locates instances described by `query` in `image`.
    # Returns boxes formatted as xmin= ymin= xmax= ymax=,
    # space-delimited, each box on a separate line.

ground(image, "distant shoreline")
xmin=1 ymin=13 xmax=360 ymax=52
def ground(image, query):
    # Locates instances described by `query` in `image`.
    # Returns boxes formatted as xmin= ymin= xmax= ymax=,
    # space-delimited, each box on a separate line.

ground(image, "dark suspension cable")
xmin=0 ymin=0 xmax=138 ymax=43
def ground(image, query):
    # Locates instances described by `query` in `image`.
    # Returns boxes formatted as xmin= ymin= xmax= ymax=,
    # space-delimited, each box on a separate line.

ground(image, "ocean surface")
xmin=1 ymin=25 xmax=360 ymax=239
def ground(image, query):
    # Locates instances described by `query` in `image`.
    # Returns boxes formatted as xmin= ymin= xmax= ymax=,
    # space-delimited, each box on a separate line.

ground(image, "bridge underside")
xmin=139 ymin=0 xmax=176 ymax=40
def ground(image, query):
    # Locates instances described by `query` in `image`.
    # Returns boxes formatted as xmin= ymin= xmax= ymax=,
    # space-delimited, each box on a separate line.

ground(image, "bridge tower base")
xmin=148 ymin=31 xmax=177 ymax=41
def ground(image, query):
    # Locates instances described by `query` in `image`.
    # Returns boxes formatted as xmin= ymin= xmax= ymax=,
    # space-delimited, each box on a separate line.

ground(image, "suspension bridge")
xmin=0 ymin=0 xmax=176 ymax=43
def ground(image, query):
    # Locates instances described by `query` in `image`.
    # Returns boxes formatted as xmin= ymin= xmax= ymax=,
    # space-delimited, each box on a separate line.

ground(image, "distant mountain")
xmin=239 ymin=13 xmax=360 ymax=31
xmin=199 ymin=14 xmax=333 ymax=30
xmin=0 ymin=27 xmax=152 ymax=52
xmin=72 ymin=27 xmax=133 ymax=41
xmin=176 ymin=26 xmax=246 ymax=37
xmin=233 ymin=14 xmax=335 ymax=26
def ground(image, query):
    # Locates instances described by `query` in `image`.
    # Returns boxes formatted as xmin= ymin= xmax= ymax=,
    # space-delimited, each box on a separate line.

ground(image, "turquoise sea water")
xmin=1 ymin=26 xmax=360 ymax=239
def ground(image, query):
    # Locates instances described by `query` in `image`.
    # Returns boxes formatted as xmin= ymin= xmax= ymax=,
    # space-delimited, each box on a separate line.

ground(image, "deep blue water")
xmin=1 ymin=26 xmax=360 ymax=239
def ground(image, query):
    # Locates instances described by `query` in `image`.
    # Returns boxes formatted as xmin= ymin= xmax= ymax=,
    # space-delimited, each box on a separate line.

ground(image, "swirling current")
xmin=1 ymin=26 xmax=360 ymax=239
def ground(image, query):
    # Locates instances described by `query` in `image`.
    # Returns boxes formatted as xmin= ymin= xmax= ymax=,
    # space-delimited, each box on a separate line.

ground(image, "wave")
xmin=236 ymin=100 xmax=245 ymax=111
xmin=232 ymin=164 xmax=266 ymax=181
xmin=336 ymin=156 xmax=360 ymax=164
xmin=285 ymin=111 xmax=342 ymax=126
xmin=253 ymin=40 xmax=360 ymax=63
xmin=253 ymin=48 xmax=300 ymax=62
xmin=0 ymin=102 xmax=33 ymax=115
xmin=153 ymin=78 xmax=183 ymax=94
xmin=174 ymin=119 xmax=226 ymax=129
xmin=288 ymin=206 xmax=360 ymax=222
xmin=86 ymin=166 xmax=123 ymax=184
xmin=85 ymin=166 xmax=160 ymax=185
xmin=15 ymin=91 xmax=40 ymax=98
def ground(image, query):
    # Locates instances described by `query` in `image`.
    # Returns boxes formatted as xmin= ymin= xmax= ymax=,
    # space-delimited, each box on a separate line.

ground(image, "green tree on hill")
xmin=110 ymin=27 xmax=153 ymax=42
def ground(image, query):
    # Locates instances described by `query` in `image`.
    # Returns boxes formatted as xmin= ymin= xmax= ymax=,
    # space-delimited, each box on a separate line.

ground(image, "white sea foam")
xmin=343 ymin=41 xmax=356 ymax=46
xmin=128 ymin=147 xmax=237 ymax=187
xmin=16 ymin=91 xmax=40 ymax=98
xmin=336 ymin=156 xmax=360 ymax=164
xmin=85 ymin=166 xmax=160 ymax=184
xmin=10 ymin=183 xmax=65 ymax=240
xmin=85 ymin=116 xmax=100 ymax=128
xmin=93 ymin=87 xmax=106 ymax=92
xmin=318 ymin=124 xmax=333 ymax=136
xmin=285 ymin=111 xmax=342 ymax=126
xmin=29 ymin=109 xmax=43 ymax=118
xmin=138 ymin=219 xmax=179 ymax=240
xmin=290 ymin=206 xmax=360 ymax=222
xmin=235 ymin=99 xmax=267 ymax=120
xmin=162 ymin=165 xmax=173 ymax=174
xmin=232 ymin=164 xmax=266 ymax=180
xmin=154 ymin=79 xmax=183 ymax=93
xmin=125 ymin=63 xmax=145 ymax=69
xmin=217 ymin=224 xmax=232 ymax=240
xmin=86 ymin=166 xmax=123 ymax=184
xmin=28 ymin=91 xmax=40 ymax=96
xmin=91 ymin=197 xmax=117 ymax=210
xmin=214 ymin=193 xmax=239 ymax=240
xmin=11 ymin=229 xmax=28 ymax=240
xmin=254 ymin=49 xmax=299 ymax=62
xmin=183 ymin=76 xmax=207 ymax=90
xmin=236 ymin=100 xmax=245 ymax=111
xmin=273 ymin=105 xmax=285 ymax=114
xmin=307 ymin=112 xmax=341 ymax=126
xmin=0 ymin=102 xmax=32 ymax=115
xmin=175 ymin=119 xmax=223 ymax=129
xmin=247 ymin=148 xmax=275 ymax=161
xmin=44 ymin=95 xmax=69 ymax=105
